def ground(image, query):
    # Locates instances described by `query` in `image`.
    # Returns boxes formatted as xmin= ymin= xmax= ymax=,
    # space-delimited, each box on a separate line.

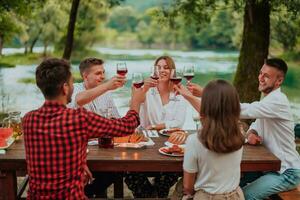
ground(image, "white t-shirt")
xmin=183 ymin=133 xmax=243 ymax=194
xmin=139 ymin=88 xmax=187 ymax=129
xmin=68 ymin=82 xmax=120 ymax=118
xmin=240 ymin=87 xmax=300 ymax=173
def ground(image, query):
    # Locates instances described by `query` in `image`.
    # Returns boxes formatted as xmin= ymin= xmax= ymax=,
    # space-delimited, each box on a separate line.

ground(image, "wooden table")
xmin=0 ymin=135 xmax=281 ymax=200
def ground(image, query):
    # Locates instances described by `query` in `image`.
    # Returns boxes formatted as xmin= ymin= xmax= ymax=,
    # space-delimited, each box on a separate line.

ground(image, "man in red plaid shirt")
xmin=22 ymin=58 xmax=145 ymax=200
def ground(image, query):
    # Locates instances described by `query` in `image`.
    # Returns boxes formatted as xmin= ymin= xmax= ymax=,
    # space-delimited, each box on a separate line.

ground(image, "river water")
xmin=0 ymin=47 xmax=299 ymax=128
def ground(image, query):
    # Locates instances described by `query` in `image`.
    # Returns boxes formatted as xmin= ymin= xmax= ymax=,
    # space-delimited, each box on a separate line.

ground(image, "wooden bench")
xmin=276 ymin=185 xmax=300 ymax=200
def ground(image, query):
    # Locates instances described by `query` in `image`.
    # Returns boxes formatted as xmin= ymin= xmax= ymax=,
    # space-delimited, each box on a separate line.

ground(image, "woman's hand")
xmin=186 ymin=82 xmax=203 ymax=97
xmin=143 ymin=77 xmax=158 ymax=92
xmin=174 ymin=84 xmax=193 ymax=98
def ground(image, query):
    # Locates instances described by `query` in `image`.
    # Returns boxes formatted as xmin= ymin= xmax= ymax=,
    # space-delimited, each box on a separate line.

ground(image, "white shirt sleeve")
xmin=240 ymin=98 xmax=291 ymax=120
xmin=183 ymin=134 xmax=199 ymax=173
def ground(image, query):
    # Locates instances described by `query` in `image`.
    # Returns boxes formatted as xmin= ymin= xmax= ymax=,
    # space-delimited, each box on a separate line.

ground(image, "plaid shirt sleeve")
xmin=80 ymin=109 xmax=140 ymax=138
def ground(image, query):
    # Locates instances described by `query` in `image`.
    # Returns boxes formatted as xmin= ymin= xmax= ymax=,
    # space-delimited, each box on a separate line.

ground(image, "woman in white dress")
xmin=125 ymin=56 xmax=187 ymax=198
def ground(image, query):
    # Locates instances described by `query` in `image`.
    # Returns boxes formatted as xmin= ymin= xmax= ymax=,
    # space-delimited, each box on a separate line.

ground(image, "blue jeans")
xmin=242 ymin=168 xmax=300 ymax=200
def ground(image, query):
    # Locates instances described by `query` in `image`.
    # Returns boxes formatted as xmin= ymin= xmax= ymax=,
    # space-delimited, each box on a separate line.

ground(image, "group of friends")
xmin=21 ymin=56 xmax=300 ymax=199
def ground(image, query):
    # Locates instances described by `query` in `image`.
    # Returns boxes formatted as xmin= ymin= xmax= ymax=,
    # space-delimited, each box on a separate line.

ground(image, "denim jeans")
xmin=242 ymin=168 xmax=300 ymax=200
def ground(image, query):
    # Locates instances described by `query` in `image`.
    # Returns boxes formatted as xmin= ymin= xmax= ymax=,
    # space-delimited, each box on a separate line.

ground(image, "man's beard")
xmin=259 ymin=84 xmax=275 ymax=94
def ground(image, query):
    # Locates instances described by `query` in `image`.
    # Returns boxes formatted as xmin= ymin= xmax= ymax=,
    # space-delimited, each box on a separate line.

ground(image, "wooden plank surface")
xmin=0 ymin=135 xmax=281 ymax=172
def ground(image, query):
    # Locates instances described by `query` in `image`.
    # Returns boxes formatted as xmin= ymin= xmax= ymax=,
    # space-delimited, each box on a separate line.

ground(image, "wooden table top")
xmin=0 ymin=134 xmax=281 ymax=172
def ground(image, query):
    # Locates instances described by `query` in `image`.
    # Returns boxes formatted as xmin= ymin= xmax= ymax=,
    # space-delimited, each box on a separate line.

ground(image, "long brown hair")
xmin=199 ymin=80 xmax=244 ymax=153
xmin=154 ymin=56 xmax=176 ymax=70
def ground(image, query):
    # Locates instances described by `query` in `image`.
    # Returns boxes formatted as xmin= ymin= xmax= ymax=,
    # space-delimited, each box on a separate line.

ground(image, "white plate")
xmin=158 ymin=146 xmax=184 ymax=157
xmin=158 ymin=129 xmax=188 ymax=137
xmin=158 ymin=129 xmax=172 ymax=137
xmin=164 ymin=141 xmax=186 ymax=148
xmin=0 ymin=137 xmax=15 ymax=150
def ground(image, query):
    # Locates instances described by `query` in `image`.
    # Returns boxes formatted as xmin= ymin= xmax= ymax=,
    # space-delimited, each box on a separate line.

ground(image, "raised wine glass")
xmin=150 ymin=65 xmax=159 ymax=95
xmin=183 ymin=65 xmax=195 ymax=84
xmin=132 ymin=73 xmax=144 ymax=88
xmin=116 ymin=62 xmax=128 ymax=76
xmin=170 ymin=69 xmax=182 ymax=101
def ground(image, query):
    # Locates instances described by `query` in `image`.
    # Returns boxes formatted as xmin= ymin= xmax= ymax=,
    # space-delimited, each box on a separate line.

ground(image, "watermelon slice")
xmin=0 ymin=138 xmax=7 ymax=147
xmin=0 ymin=128 xmax=13 ymax=139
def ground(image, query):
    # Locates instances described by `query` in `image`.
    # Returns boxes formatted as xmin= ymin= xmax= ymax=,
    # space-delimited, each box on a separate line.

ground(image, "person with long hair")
xmin=175 ymin=80 xmax=245 ymax=200
xmin=140 ymin=55 xmax=187 ymax=130
xmin=125 ymin=56 xmax=187 ymax=198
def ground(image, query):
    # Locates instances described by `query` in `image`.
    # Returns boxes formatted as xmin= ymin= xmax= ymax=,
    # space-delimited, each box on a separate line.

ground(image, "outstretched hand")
xmin=143 ymin=77 xmax=158 ymax=92
xmin=186 ymin=82 xmax=203 ymax=97
xmin=105 ymin=75 xmax=126 ymax=90
xmin=174 ymin=84 xmax=193 ymax=98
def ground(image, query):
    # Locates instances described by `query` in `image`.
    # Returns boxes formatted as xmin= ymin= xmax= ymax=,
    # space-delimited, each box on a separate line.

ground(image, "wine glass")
xmin=150 ymin=65 xmax=159 ymax=95
xmin=116 ymin=62 xmax=128 ymax=76
xmin=183 ymin=65 xmax=195 ymax=84
xmin=192 ymin=111 xmax=201 ymax=130
xmin=132 ymin=73 xmax=144 ymax=88
xmin=170 ymin=69 xmax=182 ymax=101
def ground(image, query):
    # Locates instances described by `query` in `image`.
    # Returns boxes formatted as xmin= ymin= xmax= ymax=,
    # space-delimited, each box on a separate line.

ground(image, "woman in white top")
xmin=176 ymin=80 xmax=245 ymax=200
xmin=140 ymin=55 xmax=187 ymax=130
xmin=125 ymin=56 xmax=186 ymax=198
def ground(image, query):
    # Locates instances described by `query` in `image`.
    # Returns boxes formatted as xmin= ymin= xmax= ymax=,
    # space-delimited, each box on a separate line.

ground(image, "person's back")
xmin=185 ymin=133 xmax=242 ymax=194
xmin=24 ymin=105 xmax=88 ymax=199
xmin=182 ymin=80 xmax=245 ymax=200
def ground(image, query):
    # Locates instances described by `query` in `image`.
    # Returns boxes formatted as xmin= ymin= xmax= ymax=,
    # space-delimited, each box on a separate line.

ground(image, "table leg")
xmin=0 ymin=170 xmax=17 ymax=200
xmin=114 ymin=174 xmax=124 ymax=198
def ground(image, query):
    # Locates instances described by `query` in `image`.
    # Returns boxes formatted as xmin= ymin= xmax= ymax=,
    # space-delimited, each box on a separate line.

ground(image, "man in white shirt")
xmin=68 ymin=57 xmax=126 ymax=198
xmin=240 ymin=58 xmax=300 ymax=200
xmin=69 ymin=57 xmax=125 ymax=118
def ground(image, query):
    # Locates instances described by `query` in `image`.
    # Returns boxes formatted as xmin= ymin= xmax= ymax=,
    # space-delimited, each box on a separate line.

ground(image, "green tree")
xmin=166 ymin=0 xmax=300 ymax=102
xmin=272 ymin=11 xmax=300 ymax=51
xmin=0 ymin=0 xmax=43 ymax=55
xmin=62 ymin=0 xmax=124 ymax=60
xmin=63 ymin=0 xmax=80 ymax=60
xmin=106 ymin=6 xmax=139 ymax=32
xmin=136 ymin=21 xmax=156 ymax=48
xmin=0 ymin=12 xmax=21 ymax=55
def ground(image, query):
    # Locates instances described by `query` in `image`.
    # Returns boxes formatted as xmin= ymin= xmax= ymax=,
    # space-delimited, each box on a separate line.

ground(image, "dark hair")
xmin=199 ymin=80 xmax=244 ymax=153
xmin=79 ymin=57 xmax=104 ymax=76
xmin=36 ymin=58 xmax=71 ymax=99
xmin=265 ymin=58 xmax=288 ymax=76
xmin=154 ymin=56 xmax=176 ymax=70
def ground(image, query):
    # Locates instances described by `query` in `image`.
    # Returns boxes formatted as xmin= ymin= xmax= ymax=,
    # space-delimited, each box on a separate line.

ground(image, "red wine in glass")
xmin=133 ymin=81 xmax=144 ymax=88
xmin=117 ymin=69 xmax=128 ymax=76
xmin=170 ymin=77 xmax=182 ymax=85
xmin=184 ymin=74 xmax=194 ymax=81
xmin=151 ymin=75 xmax=159 ymax=80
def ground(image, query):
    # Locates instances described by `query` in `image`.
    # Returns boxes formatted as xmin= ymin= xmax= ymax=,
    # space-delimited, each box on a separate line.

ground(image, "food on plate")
xmin=161 ymin=127 xmax=182 ymax=135
xmin=114 ymin=132 xmax=149 ymax=143
xmin=167 ymin=131 xmax=187 ymax=145
xmin=160 ymin=145 xmax=184 ymax=154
